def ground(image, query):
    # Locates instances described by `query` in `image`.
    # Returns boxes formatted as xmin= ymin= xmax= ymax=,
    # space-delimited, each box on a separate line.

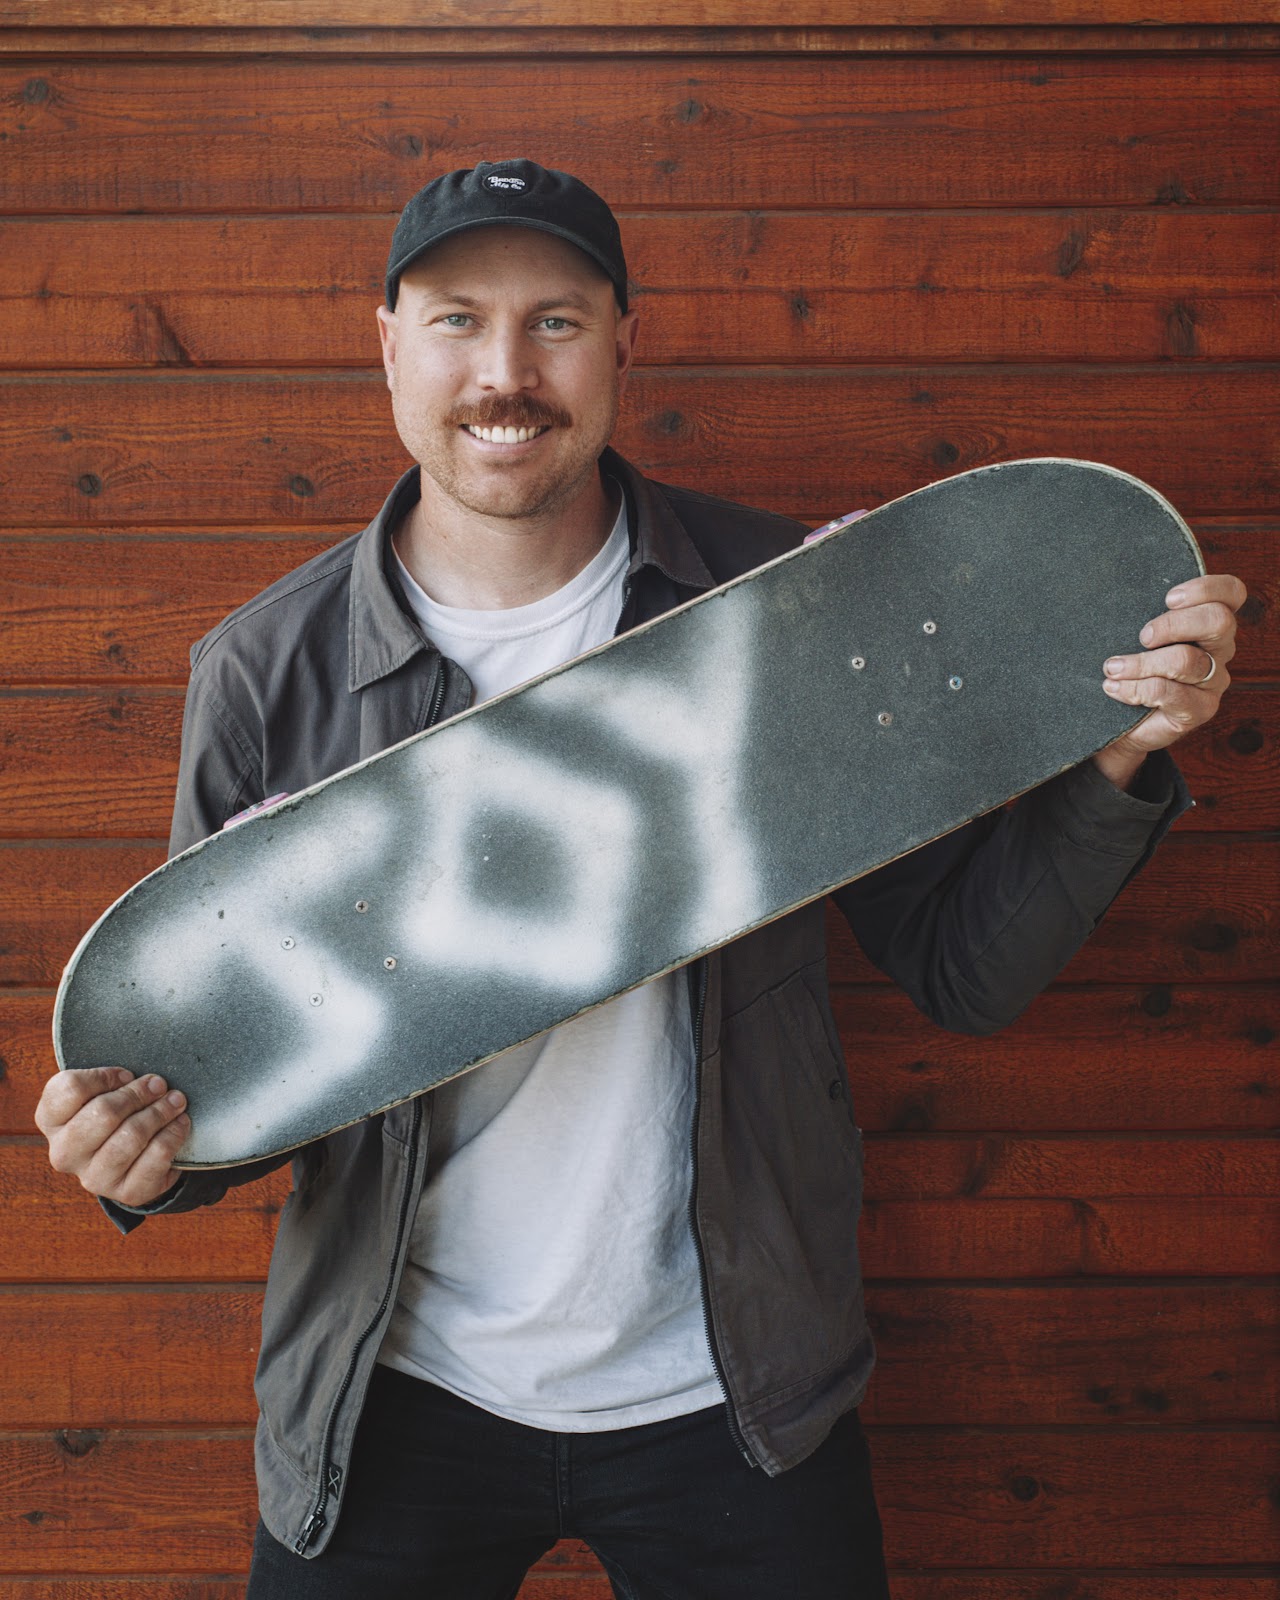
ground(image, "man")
xmin=36 ymin=161 xmax=1244 ymax=1597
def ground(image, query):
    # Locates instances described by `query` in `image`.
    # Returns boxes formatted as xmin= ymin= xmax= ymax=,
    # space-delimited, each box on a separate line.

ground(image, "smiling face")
xmin=376 ymin=226 xmax=638 ymax=526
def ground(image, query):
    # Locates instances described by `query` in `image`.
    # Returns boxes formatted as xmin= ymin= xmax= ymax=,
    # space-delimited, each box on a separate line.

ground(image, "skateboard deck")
xmin=54 ymin=458 xmax=1203 ymax=1168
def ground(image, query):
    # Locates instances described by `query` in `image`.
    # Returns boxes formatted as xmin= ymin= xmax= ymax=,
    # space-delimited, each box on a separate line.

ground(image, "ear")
xmin=375 ymin=304 xmax=398 ymax=389
xmin=616 ymin=308 xmax=640 ymax=389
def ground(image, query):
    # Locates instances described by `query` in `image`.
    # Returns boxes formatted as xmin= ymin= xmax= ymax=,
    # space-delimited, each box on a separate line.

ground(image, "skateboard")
xmin=53 ymin=458 xmax=1203 ymax=1168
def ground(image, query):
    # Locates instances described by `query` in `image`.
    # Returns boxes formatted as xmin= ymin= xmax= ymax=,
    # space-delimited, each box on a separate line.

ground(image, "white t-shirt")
xmin=377 ymin=498 xmax=721 ymax=1431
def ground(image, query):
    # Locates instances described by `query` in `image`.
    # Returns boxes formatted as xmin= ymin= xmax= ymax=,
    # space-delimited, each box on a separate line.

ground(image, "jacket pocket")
xmin=704 ymin=969 xmax=867 ymax=1400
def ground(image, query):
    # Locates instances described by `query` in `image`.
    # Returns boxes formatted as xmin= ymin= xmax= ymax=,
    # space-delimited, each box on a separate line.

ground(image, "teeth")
xmin=465 ymin=424 xmax=547 ymax=443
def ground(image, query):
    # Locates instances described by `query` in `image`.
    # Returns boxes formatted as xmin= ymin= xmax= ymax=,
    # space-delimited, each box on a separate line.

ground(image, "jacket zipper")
xmin=686 ymin=958 xmax=755 ymax=1466
xmin=424 ymin=656 xmax=448 ymax=728
xmin=296 ymin=656 xmax=454 ymax=1553
xmin=294 ymin=1096 xmax=423 ymax=1554
xmin=295 ymin=658 xmax=456 ymax=1555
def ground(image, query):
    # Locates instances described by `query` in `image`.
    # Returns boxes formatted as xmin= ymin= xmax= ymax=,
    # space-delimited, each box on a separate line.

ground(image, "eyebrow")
xmin=416 ymin=289 xmax=601 ymax=317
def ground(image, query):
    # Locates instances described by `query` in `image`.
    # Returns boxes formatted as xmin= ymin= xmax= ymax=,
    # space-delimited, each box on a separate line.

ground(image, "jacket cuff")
xmin=1037 ymin=748 xmax=1190 ymax=860
xmin=98 ymin=1179 xmax=183 ymax=1235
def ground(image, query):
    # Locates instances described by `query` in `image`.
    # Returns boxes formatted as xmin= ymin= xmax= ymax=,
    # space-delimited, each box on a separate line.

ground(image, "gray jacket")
xmin=106 ymin=451 xmax=1187 ymax=1556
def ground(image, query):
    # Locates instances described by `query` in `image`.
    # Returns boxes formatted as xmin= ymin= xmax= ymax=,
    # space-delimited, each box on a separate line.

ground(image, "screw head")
xmin=923 ymin=620 xmax=937 ymax=635
xmin=281 ymin=937 xmax=295 ymax=950
xmin=354 ymin=900 xmax=369 ymax=913
xmin=383 ymin=957 xmax=397 ymax=971
xmin=949 ymin=675 xmax=964 ymax=691
xmin=851 ymin=656 xmax=866 ymax=671
xmin=877 ymin=711 xmax=893 ymax=727
xmin=309 ymin=993 xmax=323 ymax=1006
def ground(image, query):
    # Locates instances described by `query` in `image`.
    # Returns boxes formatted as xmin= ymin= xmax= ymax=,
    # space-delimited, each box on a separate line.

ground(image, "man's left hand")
xmin=1093 ymin=573 xmax=1247 ymax=791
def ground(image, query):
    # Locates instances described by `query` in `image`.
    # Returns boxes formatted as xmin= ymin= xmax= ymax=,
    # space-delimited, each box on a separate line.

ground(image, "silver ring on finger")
xmin=1196 ymin=651 xmax=1218 ymax=686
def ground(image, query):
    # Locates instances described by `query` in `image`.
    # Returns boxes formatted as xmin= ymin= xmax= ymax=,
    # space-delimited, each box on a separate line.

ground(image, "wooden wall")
xmin=1 ymin=3 xmax=1276 ymax=1595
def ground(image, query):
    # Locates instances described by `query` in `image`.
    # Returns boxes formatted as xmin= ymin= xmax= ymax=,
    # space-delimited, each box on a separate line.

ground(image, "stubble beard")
xmin=394 ymin=384 xmax=620 ymax=523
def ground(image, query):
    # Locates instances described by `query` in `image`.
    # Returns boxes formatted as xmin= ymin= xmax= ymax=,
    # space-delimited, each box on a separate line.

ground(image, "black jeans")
xmin=247 ymin=1364 xmax=892 ymax=1599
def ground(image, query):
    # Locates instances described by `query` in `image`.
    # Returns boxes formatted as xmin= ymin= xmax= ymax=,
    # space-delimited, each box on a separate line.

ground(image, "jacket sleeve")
xmin=99 ymin=652 xmax=291 ymax=1234
xmin=832 ymin=750 xmax=1190 ymax=1036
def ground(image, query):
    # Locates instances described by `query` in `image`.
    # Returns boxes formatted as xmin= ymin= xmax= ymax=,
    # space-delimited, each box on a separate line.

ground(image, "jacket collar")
xmin=348 ymin=452 xmax=715 ymax=693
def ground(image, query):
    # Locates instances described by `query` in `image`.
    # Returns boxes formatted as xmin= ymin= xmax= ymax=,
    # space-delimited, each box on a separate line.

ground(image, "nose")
xmin=476 ymin=324 xmax=538 ymax=394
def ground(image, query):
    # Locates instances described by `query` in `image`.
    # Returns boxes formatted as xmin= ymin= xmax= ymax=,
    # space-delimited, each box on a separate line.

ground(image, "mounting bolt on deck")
xmin=877 ymin=712 xmax=893 ymax=727
xmin=949 ymin=675 xmax=964 ymax=691
xmin=851 ymin=656 xmax=866 ymax=671
xmin=281 ymin=937 xmax=295 ymax=950
xmin=309 ymin=993 xmax=323 ymax=1006
xmin=384 ymin=957 xmax=398 ymax=970
xmin=923 ymin=620 xmax=937 ymax=634
xmin=355 ymin=900 xmax=369 ymax=913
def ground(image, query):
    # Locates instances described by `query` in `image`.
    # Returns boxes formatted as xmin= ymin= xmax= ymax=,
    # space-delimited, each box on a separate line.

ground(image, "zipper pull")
xmin=292 ymin=1509 xmax=326 ymax=1554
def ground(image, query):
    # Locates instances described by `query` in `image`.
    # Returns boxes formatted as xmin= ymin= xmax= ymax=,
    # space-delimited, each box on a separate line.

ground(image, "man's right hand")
xmin=35 ymin=1068 xmax=189 ymax=1208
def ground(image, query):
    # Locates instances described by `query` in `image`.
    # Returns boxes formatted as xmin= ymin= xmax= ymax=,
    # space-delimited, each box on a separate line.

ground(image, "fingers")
xmin=35 ymin=1066 xmax=133 ymax=1136
xmin=1139 ymin=599 xmax=1240 ymax=661
xmin=1165 ymin=574 xmax=1249 ymax=614
xmin=39 ymin=1069 xmax=189 ymax=1207
xmin=1105 ymin=642 xmax=1228 ymax=689
xmin=1102 ymin=668 xmax=1223 ymax=733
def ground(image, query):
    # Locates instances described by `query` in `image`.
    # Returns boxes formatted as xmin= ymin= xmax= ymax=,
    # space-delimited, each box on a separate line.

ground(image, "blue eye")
xmin=442 ymin=314 xmax=471 ymax=328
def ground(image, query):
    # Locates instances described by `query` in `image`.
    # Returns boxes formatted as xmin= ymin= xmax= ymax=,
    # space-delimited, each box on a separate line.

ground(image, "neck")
xmin=394 ymin=466 xmax=619 ymax=610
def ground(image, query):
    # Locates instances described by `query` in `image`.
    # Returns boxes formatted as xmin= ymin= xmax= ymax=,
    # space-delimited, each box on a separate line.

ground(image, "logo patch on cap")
xmin=483 ymin=173 xmax=527 ymax=192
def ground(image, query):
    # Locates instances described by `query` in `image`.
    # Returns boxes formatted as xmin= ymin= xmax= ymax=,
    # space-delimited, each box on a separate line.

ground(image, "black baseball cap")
xmin=385 ymin=159 xmax=628 ymax=313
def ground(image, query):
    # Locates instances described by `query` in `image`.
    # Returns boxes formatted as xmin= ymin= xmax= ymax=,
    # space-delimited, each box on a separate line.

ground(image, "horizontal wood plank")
xmin=5 ymin=835 xmax=1274 ymax=990
xmin=0 ymin=533 xmax=334 ymax=683
xmin=7 ymin=983 xmax=1276 ymax=1136
xmin=4 ymin=1281 xmax=1276 ymax=1427
xmin=0 ymin=683 xmax=1272 ymax=838
xmin=3 ymin=369 xmax=1278 ymax=527
xmin=0 ymin=521 xmax=1272 ymax=685
xmin=5 ymin=0 xmax=1280 ymax=24
xmin=0 ymin=1146 xmax=288 ymax=1282
xmin=864 ymin=1281 xmax=1280 ymax=1425
xmin=5 ymin=1137 xmax=1277 ymax=1282
xmin=832 ymin=983 xmax=1280 ymax=1133
xmin=0 ymin=57 xmax=1275 ymax=214
xmin=855 ymin=1197 xmax=1280 ymax=1277
xmin=4 ymin=210 xmax=1278 ymax=368
xmin=6 ymin=23 xmax=1280 ymax=52
xmin=864 ymin=1134 xmax=1280 ymax=1199
xmin=0 ymin=1428 xmax=1272 ymax=1570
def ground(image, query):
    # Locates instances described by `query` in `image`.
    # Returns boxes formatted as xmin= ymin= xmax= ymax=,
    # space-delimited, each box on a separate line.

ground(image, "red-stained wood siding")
xmin=0 ymin=7 xmax=1275 ymax=1597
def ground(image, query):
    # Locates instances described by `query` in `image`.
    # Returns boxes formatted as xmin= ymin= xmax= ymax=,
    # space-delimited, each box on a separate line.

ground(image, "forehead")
xmin=397 ymin=224 xmax=613 ymax=304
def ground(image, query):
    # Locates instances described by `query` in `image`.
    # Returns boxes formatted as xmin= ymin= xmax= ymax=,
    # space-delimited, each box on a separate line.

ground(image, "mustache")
xmin=447 ymin=395 xmax=572 ymax=430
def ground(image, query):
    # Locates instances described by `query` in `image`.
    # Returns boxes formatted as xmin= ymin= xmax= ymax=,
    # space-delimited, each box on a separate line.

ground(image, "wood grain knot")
xmin=650 ymin=409 xmax=692 ymax=441
xmin=54 ymin=1429 xmax=104 ymax=1459
xmin=1165 ymin=301 xmax=1199 ymax=359
xmin=931 ymin=440 xmax=959 ymax=467
xmin=1008 ymin=1474 xmax=1040 ymax=1502
xmin=1226 ymin=721 xmax=1263 ymax=757
xmin=1140 ymin=985 xmax=1172 ymax=1017
xmin=1056 ymin=230 xmax=1086 ymax=279
xmin=23 ymin=78 xmax=50 ymax=105
xmin=289 ymin=475 xmax=315 ymax=498
xmin=1187 ymin=919 xmax=1239 ymax=954
xmin=888 ymin=1101 xmax=934 ymax=1132
xmin=1155 ymin=177 xmax=1192 ymax=206
xmin=76 ymin=473 xmax=102 ymax=496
